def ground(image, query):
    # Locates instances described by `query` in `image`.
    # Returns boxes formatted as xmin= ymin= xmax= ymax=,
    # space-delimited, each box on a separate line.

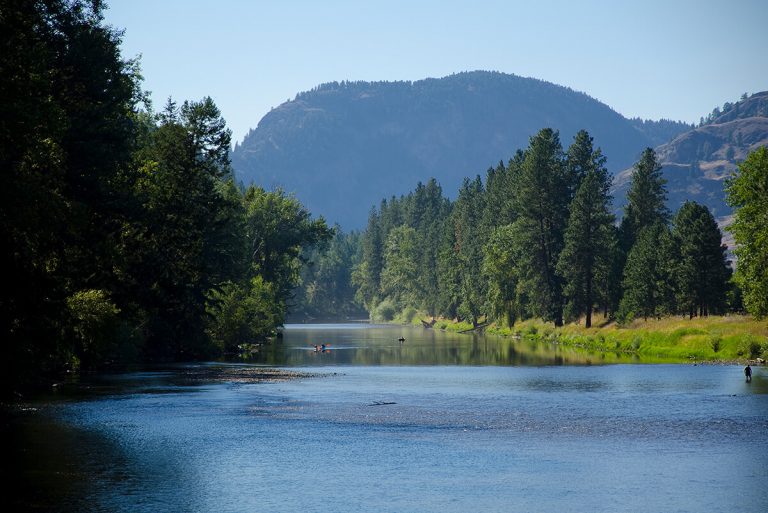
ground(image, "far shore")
xmin=377 ymin=312 xmax=768 ymax=365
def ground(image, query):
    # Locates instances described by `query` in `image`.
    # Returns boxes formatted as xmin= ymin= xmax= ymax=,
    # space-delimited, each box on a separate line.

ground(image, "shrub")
xmin=709 ymin=335 xmax=722 ymax=353
xmin=373 ymin=299 xmax=397 ymax=322
xmin=736 ymin=336 xmax=764 ymax=358
xmin=401 ymin=306 xmax=417 ymax=323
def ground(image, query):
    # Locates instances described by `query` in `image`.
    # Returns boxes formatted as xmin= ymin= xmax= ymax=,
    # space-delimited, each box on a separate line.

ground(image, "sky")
xmin=104 ymin=0 xmax=768 ymax=145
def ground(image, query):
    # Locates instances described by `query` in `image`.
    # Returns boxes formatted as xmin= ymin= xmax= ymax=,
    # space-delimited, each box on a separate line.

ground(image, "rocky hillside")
xmin=232 ymin=71 xmax=690 ymax=228
xmin=612 ymin=91 xmax=768 ymax=225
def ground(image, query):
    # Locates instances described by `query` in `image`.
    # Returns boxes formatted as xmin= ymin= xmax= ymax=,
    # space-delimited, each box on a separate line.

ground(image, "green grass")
xmin=380 ymin=308 xmax=768 ymax=363
xmin=487 ymin=315 xmax=768 ymax=362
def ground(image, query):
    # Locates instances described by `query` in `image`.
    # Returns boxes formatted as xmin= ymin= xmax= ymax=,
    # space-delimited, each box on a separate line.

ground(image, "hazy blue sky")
xmin=105 ymin=0 xmax=768 ymax=144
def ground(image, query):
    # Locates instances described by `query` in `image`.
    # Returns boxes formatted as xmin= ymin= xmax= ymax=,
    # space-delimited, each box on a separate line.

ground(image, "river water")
xmin=4 ymin=323 xmax=767 ymax=512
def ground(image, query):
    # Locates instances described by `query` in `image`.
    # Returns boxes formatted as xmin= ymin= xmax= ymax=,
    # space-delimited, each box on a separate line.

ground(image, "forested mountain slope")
xmin=232 ymin=71 xmax=690 ymax=228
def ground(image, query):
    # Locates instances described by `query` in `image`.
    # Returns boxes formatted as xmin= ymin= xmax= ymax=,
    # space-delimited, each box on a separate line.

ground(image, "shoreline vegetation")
xmin=391 ymin=312 xmax=768 ymax=364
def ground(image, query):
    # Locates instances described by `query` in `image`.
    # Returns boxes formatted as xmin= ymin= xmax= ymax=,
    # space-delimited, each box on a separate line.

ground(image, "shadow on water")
xmin=1 ymin=404 xmax=129 ymax=513
xmin=4 ymin=323 xmax=766 ymax=513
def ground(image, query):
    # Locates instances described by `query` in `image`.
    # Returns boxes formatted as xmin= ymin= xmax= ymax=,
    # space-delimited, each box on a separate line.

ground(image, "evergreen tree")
xmin=436 ymin=210 xmax=462 ymax=319
xmin=726 ymin=147 xmax=768 ymax=318
xmin=352 ymin=207 xmax=384 ymax=311
xmin=510 ymin=129 xmax=570 ymax=326
xmin=619 ymin=148 xmax=669 ymax=252
xmin=380 ymin=225 xmax=420 ymax=309
xmin=557 ymin=153 xmax=616 ymax=327
xmin=618 ymin=223 xmax=675 ymax=321
xmin=672 ymin=202 xmax=731 ymax=317
xmin=566 ymin=129 xmax=605 ymax=196
xmin=451 ymin=176 xmax=486 ymax=324
xmin=483 ymin=225 xmax=524 ymax=326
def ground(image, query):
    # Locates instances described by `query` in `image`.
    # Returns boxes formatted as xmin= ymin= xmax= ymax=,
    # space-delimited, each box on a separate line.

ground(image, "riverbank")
xmin=396 ymin=313 xmax=768 ymax=363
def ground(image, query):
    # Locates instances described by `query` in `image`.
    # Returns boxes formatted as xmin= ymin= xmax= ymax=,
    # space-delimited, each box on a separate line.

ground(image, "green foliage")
xmin=66 ymin=289 xmax=121 ymax=368
xmin=509 ymin=129 xmax=570 ymax=326
xmin=451 ymin=176 xmax=487 ymax=324
xmin=483 ymin=225 xmax=523 ymax=326
xmin=0 ymin=2 xmax=331 ymax=393
xmin=671 ymin=201 xmax=731 ymax=317
xmin=726 ymin=147 xmax=768 ymax=318
xmin=294 ymin=229 xmax=366 ymax=320
xmin=372 ymin=299 xmax=397 ymax=322
xmin=619 ymin=148 xmax=668 ymax=252
xmin=205 ymin=278 xmax=281 ymax=354
xmin=618 ymin=224 xmax=676 ymax=321
xmin=346 ymin=129 xmax=747 ymax=336
xmin=1 ymin=0 xmax=141 ymax=389
xmin=558 ymin=132 xmax=617 ymax=327
xmin=380 ymin=225 xmax=420 ymax=310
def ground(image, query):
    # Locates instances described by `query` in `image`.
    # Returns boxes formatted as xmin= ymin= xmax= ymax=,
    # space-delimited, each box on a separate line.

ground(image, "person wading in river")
xmin=745 ymin=364 xmax=752 ymax=382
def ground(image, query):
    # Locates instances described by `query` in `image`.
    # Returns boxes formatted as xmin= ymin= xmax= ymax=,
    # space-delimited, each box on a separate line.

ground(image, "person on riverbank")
xmin=745 ymin=364 xmax=752 ymax=382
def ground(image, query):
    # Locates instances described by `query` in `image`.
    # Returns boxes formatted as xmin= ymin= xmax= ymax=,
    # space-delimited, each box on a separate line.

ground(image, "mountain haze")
xmin=232 ymin=71 xmax=690 ymax=228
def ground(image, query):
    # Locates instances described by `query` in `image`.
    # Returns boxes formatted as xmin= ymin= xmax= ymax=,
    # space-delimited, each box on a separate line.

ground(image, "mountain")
xmin=612 ymin=91 xmax=768 ymax=225
xmin=232 ymin=71 xmax=691 ymax=228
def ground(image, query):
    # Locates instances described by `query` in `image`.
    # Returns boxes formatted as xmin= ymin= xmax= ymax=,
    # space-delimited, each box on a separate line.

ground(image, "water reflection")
xmin=244 ymin=323 xmax=648 ymax=366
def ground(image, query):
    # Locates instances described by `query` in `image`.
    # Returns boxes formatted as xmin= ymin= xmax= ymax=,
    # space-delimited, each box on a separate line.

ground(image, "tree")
xmin=726 ymin=147 xmax=768 ymax=318
xmin=451 ymin=176 xmax=486 ymax=324
xmin=566 ymin=129 xmax=605 ymax=196
xmin=352 ymin=208 xmax=384 ymax=311
xmin=127 ymin=98 xmax=239 ymax=359
xmin=242 ymin=186 xmax=333 ymax=316
xmin=618 ymin=223 xmax=675 ymax=321
xmin=380 ymin=226 xmax=419 ymax=309
xmin=557 ymin=153 xmax=617 ymax=327
xmin=619 ymin=148 xmax=669 ymax=252
xmin=1 ymin=0 xmax=141 ymax=389
xmin=405 ymin=178 xmax=450 ymax=315
xmin=483 ymin=225 xmax=523 ymax=326
xmin=295 ymin=229 xmax=365 ymax=320
xmin=510 ymin=129 xmax=570 ymax=325
xmin=671 ymin=202 xmax=731 ymax=318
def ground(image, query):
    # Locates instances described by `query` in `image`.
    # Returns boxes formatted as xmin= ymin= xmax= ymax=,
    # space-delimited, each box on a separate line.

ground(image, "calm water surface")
xmin=4 ymin=323 xmax=767 ymax=512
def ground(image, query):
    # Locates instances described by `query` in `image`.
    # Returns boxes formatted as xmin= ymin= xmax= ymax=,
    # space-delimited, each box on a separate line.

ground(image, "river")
xmin=4 ymin=323 xmax=767 ymax=512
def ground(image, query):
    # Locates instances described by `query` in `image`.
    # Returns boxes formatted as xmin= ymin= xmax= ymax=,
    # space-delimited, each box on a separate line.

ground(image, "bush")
xmin=736 ymin=336 xmax=764 ymax=359
xmin=401 ymin=306 xmax=417 ymax=323
xmin=709 ymin=335 xmax=722 ymax=353
xmin=66 ymin=289 xmax=121 ymax=368
xmin=373 ymin=299 xmax=396 ymax=322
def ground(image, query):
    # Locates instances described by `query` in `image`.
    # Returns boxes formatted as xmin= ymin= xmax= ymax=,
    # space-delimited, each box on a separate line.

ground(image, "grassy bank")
xmin=385 ymin=308 xmax=768 ymax=363
xmin=490 ymin=315 xmax=768 ymax=362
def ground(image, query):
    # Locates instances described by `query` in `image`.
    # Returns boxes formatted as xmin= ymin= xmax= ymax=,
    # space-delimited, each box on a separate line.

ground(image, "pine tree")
xmin=672 ymin=202 xmax=731 ymax=317
xmin=557 ymin=155 xmax=616 ymax=328
xmin=510 ymin=129 xmax=570 ymax=325
xmin=619 ymin=223 xmax=675 ymax=321
xmin=619 ymin=148 xmax=669 ymax=252
xmin=352 ymin=207 xmax=384 ymax=311
xmin=451 ymin=176 xmax=486 ymax=324
xmin=566 ymin=129 xmax=606 ymax=196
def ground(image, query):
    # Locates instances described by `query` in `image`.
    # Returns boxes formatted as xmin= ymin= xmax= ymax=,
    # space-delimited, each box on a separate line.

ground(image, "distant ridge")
xmin=612 ymin=91 xmax=768 ymax=227
xmin=232 ymin=71 xmax=691 ymax=228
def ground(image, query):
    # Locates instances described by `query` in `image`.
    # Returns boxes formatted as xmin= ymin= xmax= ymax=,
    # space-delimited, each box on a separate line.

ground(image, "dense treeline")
xmin=1 ymin=1 xmax=329 ymax=393
xmin=352 ymin=129 xmax=741 ymax=327
xmin=290 ymin=228 xmax=367 ymax=321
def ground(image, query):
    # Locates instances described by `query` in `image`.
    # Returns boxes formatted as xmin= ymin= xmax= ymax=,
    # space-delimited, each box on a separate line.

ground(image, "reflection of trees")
xmin=265 ymin=328 xmax=644 ymax=366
